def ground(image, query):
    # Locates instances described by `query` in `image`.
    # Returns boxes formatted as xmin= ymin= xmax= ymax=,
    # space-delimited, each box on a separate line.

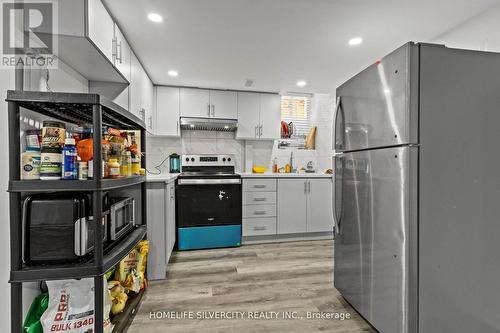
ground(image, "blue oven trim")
xmin=177 ymin=225 xmax=241 ymax=250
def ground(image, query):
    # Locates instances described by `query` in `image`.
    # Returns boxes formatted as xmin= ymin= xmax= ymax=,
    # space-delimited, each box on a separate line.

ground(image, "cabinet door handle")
xmin=308 ymin=181 xmax=311 ymax=193
xmin=254 ymin=210 xmax=266 ymax=215
xmin=149 ymin=115 xmax=153 ymax=128
xmin=255 ymin=125 xmax=258 ymax=137
xmin=253 ymin=197 xmax=266 ymax=202
xmin=112 ymin=37 xmax=117 ymax=61
xmin=254 ymin=226 xmax=267 ymax=231
xmin=304 ymin=181 xmax=308 ymax=194
xmin=259 ymin=125 xmax=263 ymax=137
xmin=211 ymin=104 xmax=215 ymax=117
xmin=253 ymin=185 xmax=266 ymax=188
xmin=207 ymin=103 xmax=210 ymax=117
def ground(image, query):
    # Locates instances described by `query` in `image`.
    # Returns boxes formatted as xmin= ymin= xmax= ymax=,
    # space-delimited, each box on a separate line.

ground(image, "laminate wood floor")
xmin=128 ymin=240 xmax=375 ymax=333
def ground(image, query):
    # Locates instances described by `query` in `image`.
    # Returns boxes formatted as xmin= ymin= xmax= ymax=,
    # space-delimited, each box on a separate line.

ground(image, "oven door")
xmin=176 ymin=178 xmax=242 ymax=227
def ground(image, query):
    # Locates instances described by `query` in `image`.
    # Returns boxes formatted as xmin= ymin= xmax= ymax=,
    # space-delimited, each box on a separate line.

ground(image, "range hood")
xmin=180 ymin=117 xmax=238 ymax=132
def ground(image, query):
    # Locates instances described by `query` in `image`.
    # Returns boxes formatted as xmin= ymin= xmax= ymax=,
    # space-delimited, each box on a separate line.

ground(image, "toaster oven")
xmin=22 ymin=193 xmax=107 ymax=264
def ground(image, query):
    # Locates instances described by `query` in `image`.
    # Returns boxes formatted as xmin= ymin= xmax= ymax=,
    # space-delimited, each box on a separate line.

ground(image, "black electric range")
xmin=175 ymin=154 xmax=242 ymax=250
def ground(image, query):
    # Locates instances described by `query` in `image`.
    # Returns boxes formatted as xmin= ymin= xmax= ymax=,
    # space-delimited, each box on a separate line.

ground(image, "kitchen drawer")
xmin=243 ymin=217 xmax=277 ymax=236
xmin=243 ymin=204 xmax=276 ymax=218
xmin=243 ymin=191 xmax=276 ymax=205
xmin=243 ymin=179 xmax=277 ymax=192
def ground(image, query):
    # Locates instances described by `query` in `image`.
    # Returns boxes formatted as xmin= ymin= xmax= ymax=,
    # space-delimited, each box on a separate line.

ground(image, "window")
xmin=280 ymin=95 xmax=311 ymax=138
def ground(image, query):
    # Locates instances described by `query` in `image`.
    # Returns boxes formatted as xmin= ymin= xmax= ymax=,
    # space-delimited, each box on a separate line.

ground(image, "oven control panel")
xmin=182 ymin=154 xmax=235 ymax=166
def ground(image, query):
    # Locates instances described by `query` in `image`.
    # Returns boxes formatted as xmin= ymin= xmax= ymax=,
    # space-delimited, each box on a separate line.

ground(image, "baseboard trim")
xmin=242 ymin=231 xmax=333 ymax=244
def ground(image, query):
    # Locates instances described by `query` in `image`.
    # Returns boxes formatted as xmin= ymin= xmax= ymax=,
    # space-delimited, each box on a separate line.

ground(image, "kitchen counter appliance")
xmin=333 ymin=42 xmax=500 ymax=333
xmin=23 ymin=193 xmax=107 ymax=264
xmin=176 ymin=154 xmax=242 ymax=250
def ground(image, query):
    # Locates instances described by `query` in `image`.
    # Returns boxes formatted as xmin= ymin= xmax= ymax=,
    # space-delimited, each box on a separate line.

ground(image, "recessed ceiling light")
xmin=224 ymin=126 xmax=229 ymax=129
xmin=348 ymin=37 xmax=363 ymax=46
xmin=147 ymin=13 xmax=163 ymax=23
xmin=296 ymin=80 xmax=307 ymax=87
xmin=168 ymin=70 xmax=178 ymax=77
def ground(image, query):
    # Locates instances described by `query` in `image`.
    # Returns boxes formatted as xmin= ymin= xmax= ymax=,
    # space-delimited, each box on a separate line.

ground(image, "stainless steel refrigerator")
xmin=333 ymin=42 xmax=500 ymax=333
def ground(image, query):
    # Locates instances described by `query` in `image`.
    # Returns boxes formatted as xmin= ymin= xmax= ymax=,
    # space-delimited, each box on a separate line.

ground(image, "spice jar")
xmin=108 ymin=158 xmax=120 ymax=179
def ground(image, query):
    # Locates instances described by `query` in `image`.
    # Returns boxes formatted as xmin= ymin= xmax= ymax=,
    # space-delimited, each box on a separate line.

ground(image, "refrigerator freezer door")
xmin=334 ymin=43 xmax=418 ymax=152
xmin=334 ymin=146 xmax=418 ymax=333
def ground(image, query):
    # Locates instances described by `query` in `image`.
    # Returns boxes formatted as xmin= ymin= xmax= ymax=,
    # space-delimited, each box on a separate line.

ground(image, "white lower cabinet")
xmin=146 ymin=179 xmax=176 ymax=280
xmin=277 ymin=178 xmax=334 ymax=235
xmin=307 ymin=179 xmax=334 ymax=233
xmin=277 ymin=179 xmax=308 ymax=234
xmin=242 ymin=179 xmax=277 ymax=237
xmin=243 ymin=218 xmax=277 ymax=236
xmin=165 ymin=181 xmax=176 ymax=263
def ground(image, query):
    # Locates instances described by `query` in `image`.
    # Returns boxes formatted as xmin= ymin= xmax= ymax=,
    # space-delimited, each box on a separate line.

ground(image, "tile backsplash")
xmin=146 ymin=130 xmax=244 ymax=174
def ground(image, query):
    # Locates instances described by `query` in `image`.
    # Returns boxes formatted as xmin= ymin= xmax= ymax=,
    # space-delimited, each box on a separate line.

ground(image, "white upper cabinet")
xmin=180 ymin=88 xmax=237 ymax=119
xmin=180 ymin=88 xmax=211 ymax=118
xmin=129 ymin=51 xmax=142 ymax=118
xmin=143 ymin=70 xmax=155 ymax=133
xmin=237 ymin=92 xmax=261 ymax=139
xmin=155 ymin=87 xmax=180 ymax=136
xmin=260 ymin=94 xmax=281 ymax=139
xmin=113 ymin=24 xmax=131 ymax=82
xmin=87 ymin=0 xmax=114 ymax=62
xmin=209 ymin=90 xmax=237 ymax=119
xmin=236 ymin=92 xmax=280 ymax=140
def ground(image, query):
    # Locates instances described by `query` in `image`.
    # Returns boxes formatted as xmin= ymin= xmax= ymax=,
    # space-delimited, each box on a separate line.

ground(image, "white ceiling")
xmin=104 ymin=0 xmax=500 ymax=94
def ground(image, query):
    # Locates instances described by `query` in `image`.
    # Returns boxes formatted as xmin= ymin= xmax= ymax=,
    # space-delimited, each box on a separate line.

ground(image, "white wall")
xmin=432 ymin=3 xmax=500 ymax=52
xmin=0 ymin=68 xmax=15 ymax=333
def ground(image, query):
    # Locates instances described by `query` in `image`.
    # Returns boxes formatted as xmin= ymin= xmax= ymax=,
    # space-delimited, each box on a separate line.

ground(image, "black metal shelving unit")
xmin=7 ymin=90 xmax=148 ymax=333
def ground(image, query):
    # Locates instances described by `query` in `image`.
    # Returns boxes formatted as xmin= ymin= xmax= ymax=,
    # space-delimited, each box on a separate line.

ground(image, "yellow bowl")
xmin=252 ymin=166 xmax=267 ymax=174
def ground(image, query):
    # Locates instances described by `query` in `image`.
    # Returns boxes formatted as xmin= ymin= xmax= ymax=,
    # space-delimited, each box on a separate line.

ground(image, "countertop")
xmin=146 ymin=172 xmax=333 ymax=182
xmin=146 ymin=173 xmax=178 ymax=183
xmin=238 ymin=172 xmax=332 ymax=178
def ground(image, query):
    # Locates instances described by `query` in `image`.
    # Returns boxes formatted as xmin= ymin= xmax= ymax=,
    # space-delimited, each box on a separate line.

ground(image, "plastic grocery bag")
xmin=41 ymin=277 xmax=113 ymax=333
xmin=23 ymin=293 xmax=49 ymax=333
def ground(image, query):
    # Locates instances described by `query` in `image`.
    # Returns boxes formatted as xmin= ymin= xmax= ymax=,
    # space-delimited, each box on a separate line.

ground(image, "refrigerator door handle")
xmin=333 ymin=154 xmax=343 ymax=236
xmin=333 ymin=96 xmax=341 ymax=151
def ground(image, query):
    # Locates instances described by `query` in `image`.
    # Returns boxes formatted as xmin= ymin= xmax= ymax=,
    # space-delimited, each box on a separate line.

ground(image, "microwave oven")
xmin=109 ymin=197 xmax=135 ymax=241
xmin=23 ymin=193 xmax=107 ymax=264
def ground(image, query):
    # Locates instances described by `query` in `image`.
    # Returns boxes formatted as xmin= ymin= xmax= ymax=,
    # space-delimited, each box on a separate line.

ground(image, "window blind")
xmin=281 ymin=95 xmax=311 ymax=137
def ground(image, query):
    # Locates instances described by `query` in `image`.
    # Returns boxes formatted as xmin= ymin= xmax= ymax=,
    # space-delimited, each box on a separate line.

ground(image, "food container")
xmin=21 ymin=147 xmax=41 ymax=180
xmin=41 ymin=121 xmax=65 ymax=149
xmin=40 ymin=147 xmax=63 ymax=180
xmin=25 ymin=129 xmax=41 ymax=149
xmin=108 ymin=159 xmax=120 ymax=179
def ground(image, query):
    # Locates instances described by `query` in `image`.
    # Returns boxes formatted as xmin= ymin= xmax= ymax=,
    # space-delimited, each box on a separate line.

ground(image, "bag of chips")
xmin=115 ymin=240 xmax=149 ymax=293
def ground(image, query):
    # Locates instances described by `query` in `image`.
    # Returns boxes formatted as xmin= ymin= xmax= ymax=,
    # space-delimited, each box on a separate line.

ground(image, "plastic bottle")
xmin=62 ymin=138 xmax=77 ymax=180
xmin=273 ymin=157 xmax=278 ymax=173
xmin=120 ymin=151 xmax=132 ymax=177
xmin=108 ymin=158 xmax=121 ymax=179
xmin=78 ymin=160 xmax=88 ymax=180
